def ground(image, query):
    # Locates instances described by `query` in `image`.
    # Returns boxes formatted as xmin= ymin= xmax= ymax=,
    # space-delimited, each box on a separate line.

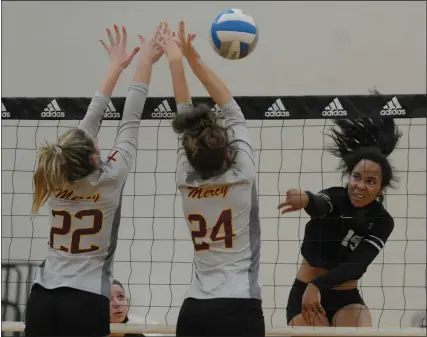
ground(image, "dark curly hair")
xmin=327 ymin=117 xmax=402 ymax=189
xmin=172 ymin=104 xmax=231 ymax=179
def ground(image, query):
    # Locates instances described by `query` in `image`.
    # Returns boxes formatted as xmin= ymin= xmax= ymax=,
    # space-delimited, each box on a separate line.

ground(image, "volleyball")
xmin=209 ymin=9 xmax=259 ymax=60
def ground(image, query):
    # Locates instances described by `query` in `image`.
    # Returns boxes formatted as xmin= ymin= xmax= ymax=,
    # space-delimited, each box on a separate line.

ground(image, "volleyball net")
xmin=1 ymin=93 xmax=426 ymax=335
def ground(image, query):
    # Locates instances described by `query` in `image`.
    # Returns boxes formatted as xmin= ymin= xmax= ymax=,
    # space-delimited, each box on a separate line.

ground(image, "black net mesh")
xmin=1 ymin=94 xmax=426 ymax=332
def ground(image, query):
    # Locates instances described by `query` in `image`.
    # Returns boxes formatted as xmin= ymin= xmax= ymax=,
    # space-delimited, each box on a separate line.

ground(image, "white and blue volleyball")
xmin=209 ymin=9 xmax=259 ymax=60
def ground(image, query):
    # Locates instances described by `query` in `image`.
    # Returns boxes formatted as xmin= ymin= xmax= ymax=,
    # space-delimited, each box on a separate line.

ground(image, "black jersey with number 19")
xmin=301 ymin=187 xmax=394 ymax=290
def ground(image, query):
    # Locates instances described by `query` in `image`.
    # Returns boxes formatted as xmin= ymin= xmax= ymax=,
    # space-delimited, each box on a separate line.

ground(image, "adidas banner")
xmin=2 ymin=94 xmax=426 ymax=120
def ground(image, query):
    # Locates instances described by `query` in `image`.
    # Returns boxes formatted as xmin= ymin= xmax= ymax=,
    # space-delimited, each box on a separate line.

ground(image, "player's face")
xmin=348 ymin=159 xmax=383 ymax=207
xmin=110 ymin=284 xmax=129 ymax=323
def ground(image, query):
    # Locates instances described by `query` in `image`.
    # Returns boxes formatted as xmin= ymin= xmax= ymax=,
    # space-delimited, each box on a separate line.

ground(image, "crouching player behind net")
xmin=24 ymin=25 xmax=163 ymax=337
xmin=155 ymin=22 xmax=264 ymax=337
xmin=278 ymin=118 xmax=402 ymax=327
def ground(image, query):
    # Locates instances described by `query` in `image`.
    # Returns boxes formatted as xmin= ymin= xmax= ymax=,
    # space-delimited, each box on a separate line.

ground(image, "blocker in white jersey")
xmin=176 ymin=100 xmax=261 ymax=301
xmin=156 ymin=21 xmax=264 ymax=336
xmin=33 ymin=81 xmax=150 ymax=298
xmin=25 ymin=25 xmax=164 ymax=337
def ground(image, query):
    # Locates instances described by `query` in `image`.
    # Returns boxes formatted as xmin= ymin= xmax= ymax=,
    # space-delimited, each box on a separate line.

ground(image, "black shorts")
xmin=286 ymin=279 xmax=366 ymax=324
xmin=177 ymin=297 xmax=265 ymax=337
xmin=25 ymin=283 xmax=110 ymax=336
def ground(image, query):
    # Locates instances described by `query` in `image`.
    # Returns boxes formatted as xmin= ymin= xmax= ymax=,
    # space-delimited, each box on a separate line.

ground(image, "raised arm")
xmin=154 ymin=22 xmax=196 ymax=175
xmin=178 ymin=22 xmax=255 ymax=177
xmin=103 ymin=25 xmax=164 ymax=182
xmin=278 ymin=187 xmax=344 ymax=216
xmin=79 ymin=25 xmax=140 ymax=139
xmin=157 ymin=22 xmax=193 ymax=107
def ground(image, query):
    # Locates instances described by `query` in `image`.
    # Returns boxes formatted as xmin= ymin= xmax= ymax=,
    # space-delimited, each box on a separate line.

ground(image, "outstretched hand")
xmin=138 ymin=22 xmax=165 ymax=65
xmin=153 ymin=22 xmax=183 ymax=61
xmin=100 ymin=25 xmax=140 ymax=70
xmin=278 ymin=189 xmax=309 ymax=214
xmin=176 ymin=21 xmax=199 ymax=61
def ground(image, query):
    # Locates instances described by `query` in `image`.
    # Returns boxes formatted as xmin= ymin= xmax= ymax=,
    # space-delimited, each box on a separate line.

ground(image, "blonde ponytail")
xmin=32 ymin=144 xmax=67 ymax=213
xmin=31 ymin=128 xmax=97 ymax=214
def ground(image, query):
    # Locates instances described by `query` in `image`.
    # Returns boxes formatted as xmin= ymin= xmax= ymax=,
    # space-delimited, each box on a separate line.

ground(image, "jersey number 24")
xmin=189 ymin=209 xmax=236 ymax=252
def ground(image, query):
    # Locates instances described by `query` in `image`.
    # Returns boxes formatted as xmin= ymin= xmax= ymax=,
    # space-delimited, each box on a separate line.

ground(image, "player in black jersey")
xmin=278 ymin=118 xmax=402 ymax=328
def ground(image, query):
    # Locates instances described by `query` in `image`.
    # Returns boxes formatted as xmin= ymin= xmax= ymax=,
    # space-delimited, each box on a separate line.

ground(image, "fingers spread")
xmin=106 ymin=28 xmax=115 ymax=46
xmin=153 ymin=37 xmax=165 ymax=48
xmin=121 ymin=26 xmax=127 ymax=46
xmin=178 ymin=21 xmax=186 ymax=43
xmin=114 ymin=25 xmax=121 ymax=45
xmin=278 ymin=200 xmax=291 ymax=208
xmin=161 ymin=21 xmax=169 ymax=37
xmin=166 ymin=27 xmax=173 ymax=39
xmin=317 ymin=302 xmax=326 ymax=315
xmin=280 ymin=207 xmax=294 ymax=215
xmin=128 ymin=46 xmax=140 ymax=60
xmin=99 ymin=40 xmax=109 ymax=52
xmin=314 ymin=309 xmax=324 ymax=324
xmin=155 ymin=22 xmax=163 ymax=38
xmin=302 ymin=309 xmax=309 ymax=325
xmin=308 ymin=309 xmax=317 ymax=326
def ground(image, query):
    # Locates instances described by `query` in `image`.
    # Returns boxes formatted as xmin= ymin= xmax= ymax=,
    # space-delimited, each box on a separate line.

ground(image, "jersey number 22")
xmin=50 ymin=209 xmax=103 ymax=254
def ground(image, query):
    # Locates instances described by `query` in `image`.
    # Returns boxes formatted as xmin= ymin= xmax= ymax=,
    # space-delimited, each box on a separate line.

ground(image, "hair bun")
xmin=172 ymin=104 xmax=216 ymax=134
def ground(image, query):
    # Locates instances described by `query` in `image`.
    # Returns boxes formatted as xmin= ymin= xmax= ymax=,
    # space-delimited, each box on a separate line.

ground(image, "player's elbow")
xmin=304 ymin=192 xmax=333 ymax=218
xmin=347 ymin=263 xmax=368 ymax=281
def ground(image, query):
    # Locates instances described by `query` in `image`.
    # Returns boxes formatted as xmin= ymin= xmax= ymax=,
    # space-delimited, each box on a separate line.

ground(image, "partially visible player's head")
xmin=328 ymin=117 xmax=401 ymax=208
xmin=110 ymin=279 xmax=129 ymax=323
xmin=32 ymin=128 xmax=100 ymax=213
xmin=172 ymin=104 xmax=230 ymax=179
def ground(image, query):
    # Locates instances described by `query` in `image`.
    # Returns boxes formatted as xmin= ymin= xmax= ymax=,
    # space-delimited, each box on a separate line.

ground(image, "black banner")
xmin=2 ymin=94 xmax=426 ymax=120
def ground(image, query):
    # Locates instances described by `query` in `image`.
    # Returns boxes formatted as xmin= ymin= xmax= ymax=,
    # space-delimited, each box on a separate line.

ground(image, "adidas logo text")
xmin=265 ymin=98 xmax=290 ymax=118
xmin=41 ymin=111 xmax=65 ymax=118
xmin=1 ymin=103 xmax=10 ymax=118
xmin=152 ymin=99 xmax=176 ymax=119
xmin=104 ymin=112 xmax=121 ymax=118
xmin=380 ymin=97 xmax=406 ymax=116
xmin=104 ymin=101 xmax=121 ymax=119
xmin=210 ymin=104 xmax=224 ymax=118
xmin=152 ymin=111 xmax=175 ymax=118
xmin=41 ymin=99 xmax=65 ymax=118
xmin=322 ymin=98 xmax=347 ymax=117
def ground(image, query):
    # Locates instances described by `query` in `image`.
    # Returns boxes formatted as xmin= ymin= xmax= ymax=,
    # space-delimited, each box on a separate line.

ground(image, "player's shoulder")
xmin=82 ymin=165 xmax=126 ymax=198
xmin=365 ymin=201 xmax=395 ymax=240
xmin=98 ymin=160 xmax=124 ymax=182
xmin=182 ymin=167 xmax=252 ymax=188
xmin=372 ymin=201 xmax=394 ymax=227
xmin=319 ymin=186 xmax=346 ymax=198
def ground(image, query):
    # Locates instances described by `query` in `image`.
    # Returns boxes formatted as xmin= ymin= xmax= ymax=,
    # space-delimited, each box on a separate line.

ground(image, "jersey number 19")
xmin=341 ymin=229 xmax=363 ymax=251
